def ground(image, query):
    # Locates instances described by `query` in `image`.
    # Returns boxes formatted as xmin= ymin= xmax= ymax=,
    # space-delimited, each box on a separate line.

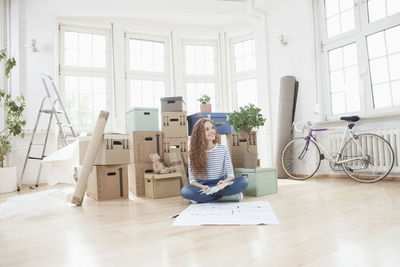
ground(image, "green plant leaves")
xmin=197 ymin=94 xmax=210 ymax=104
xmin=0 ymin=49 xmax=25 ymax=167
xmin=227 ymin=103 xmax=266 ymax=133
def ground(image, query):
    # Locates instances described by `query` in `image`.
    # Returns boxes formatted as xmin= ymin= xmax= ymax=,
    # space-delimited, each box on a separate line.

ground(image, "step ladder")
xmin=18 ymin=73 xmax=77 ymax=191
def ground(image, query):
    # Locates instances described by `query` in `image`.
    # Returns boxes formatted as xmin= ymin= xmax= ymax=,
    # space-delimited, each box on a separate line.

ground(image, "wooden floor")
xmin=1 ymin=177 xmax=400 ymax=267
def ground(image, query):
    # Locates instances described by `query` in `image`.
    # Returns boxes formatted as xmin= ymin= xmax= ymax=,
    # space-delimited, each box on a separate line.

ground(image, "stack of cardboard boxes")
xmin=226 ymin=131 xmax=258 ymax=169
xmin=79 ymin=134 xmax=130 ymax=200
xmin=160 ymin=97 xmax=189 ymax=175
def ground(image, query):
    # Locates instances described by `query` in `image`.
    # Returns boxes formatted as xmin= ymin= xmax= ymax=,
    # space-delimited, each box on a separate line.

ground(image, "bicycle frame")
xmin=302 ymin=123 xmax=366 ymax=165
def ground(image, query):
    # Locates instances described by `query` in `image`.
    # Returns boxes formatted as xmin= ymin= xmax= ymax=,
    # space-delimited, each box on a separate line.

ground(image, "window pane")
xmin=388 ymin=53 xmax=400 ymax=80
xmin=386 ymin=26 xmax=400 ymax=54
xmin=367 ymin=31 xmax=386 ymax=59
xmin=328 ymin=43 xmax=360 ymax=114
xmin=369 ymin=57 xmax=389 ymax=84
xmin=236 ymin=78 xmax=257 ymax=108
xmin=329 ymin=47 xmax=343 ymax=70
xmin=326 ymin=15 xmax=341 ymax=38
xmin=93 ymin=34 xmax=105 ymax=51
xmin=129 ymin=38 xmax=165 ymax=72
xmin=64 ymin=76 xmax=107 ymax=129
xmin=64 ymin=48 xmax=78 ymax=66
xmin=341 ymin=9 xmax=355 ymax=33
xmin=185 ymin=44 xmax=215 ymax=75
xmin=343 ymin=43 xmax=357 ymax=67
xmin=233 ymin=39 xmax=256 ymax=72
xmin=325 ymin=0 xmax=354 ymax=38
xmin=387 ymin=0 xmax=400 ymax=16
xmin=186 ymin=82 xmax=216 ymax=113
xmin=79 ymin=33 xmax=92 ymax=50
xmin=330 ymin=70 xmax=345 ymax=93
xmin=372 ymin=82 xmax=392 ymax=108
xmin=129 ymin=79 xmax=165 ymax=109
xmin=368 ymin=0 xmax=387 ymax=22
xmin=64 ymin=32 xmax=78 ymax=49
xmin=325 ymin=0 xmax=340 ymax=18
xmin=331 ymin=93 xmax=346 ymax=114
xmin=340 ymin=0 xmax=353 ymax=10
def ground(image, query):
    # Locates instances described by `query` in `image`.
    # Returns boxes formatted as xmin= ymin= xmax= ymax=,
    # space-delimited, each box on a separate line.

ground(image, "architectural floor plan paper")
xmin=172 ymin=201 xmax=280 ymax=226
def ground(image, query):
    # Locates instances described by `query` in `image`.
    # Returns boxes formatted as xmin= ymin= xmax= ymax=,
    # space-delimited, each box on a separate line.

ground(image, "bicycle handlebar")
xmin=292 ymin=121 xmax=312 ymax=133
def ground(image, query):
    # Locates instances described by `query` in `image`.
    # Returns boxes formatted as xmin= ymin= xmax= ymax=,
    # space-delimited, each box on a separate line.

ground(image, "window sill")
xmin=315 ymin=112 xmax=400 ymax=126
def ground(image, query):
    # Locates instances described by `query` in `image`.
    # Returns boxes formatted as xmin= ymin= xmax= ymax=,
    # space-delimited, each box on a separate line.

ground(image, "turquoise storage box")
xmin=126 ymin=107 xmax=159 ymax=132
xmin=235 ymin=167 xmax=277 ymax=196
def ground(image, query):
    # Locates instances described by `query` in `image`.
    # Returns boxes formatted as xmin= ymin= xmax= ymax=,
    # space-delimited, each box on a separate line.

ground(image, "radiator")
xmin=327 ymin=128 xmax=400 ymax=174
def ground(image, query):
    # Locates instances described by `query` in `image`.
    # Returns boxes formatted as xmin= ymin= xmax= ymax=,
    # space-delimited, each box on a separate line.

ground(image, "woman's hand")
xmin=200 ymin=185 xmax=210 ymax=191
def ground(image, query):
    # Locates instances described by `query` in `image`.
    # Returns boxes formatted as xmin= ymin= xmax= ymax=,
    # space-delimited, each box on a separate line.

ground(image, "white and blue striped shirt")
xmin=188 ymin=144 xmax=234 ymax=184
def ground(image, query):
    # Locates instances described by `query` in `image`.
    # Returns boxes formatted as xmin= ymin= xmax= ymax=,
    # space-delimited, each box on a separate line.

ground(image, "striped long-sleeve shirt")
xmin=188 ymin=144 xmax=234 ymax=184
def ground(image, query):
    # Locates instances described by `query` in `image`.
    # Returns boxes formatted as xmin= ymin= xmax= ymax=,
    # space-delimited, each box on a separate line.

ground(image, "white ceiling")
xmin=35 ymin=0 xmax=283 ymax=25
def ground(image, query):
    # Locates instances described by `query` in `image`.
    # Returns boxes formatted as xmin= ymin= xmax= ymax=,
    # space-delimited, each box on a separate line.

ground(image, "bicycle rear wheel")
xmin=341 ymin=133 xmax=394 ymax=183
xmin=281 ymin=137 xmax=321 ymax=180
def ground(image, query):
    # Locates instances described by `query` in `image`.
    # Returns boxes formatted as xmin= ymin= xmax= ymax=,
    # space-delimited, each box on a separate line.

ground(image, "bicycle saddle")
xmin=340 ymin=115 xmax=360 ymax=122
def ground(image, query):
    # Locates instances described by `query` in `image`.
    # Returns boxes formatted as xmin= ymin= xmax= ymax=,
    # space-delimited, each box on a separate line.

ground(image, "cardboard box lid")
xmin=161 ymin=96 xmax=185 ymax=103
xmin=126 ymin=107 xmax=158 ymax=112
xmin=235 ymin=167 xmax=277 ymax=173
xmin=144 ymin=172 xmax=182 ymax=180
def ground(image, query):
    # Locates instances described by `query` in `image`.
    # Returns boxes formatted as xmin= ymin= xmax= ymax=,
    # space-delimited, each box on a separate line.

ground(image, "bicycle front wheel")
xmin=341 ymin=133 xmax=394 ymax=183
xmin=281 ymin=137 xmax=321 ymax=180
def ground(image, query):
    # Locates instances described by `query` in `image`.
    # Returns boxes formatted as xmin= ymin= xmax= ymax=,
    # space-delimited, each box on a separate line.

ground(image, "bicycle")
xmin=281 ymin=115 xmax=395 ymax=183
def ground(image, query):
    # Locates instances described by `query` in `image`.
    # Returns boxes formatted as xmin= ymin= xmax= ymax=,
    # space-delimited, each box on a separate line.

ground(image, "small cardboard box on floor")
xmin=227 ymin=131 xmax=257 ymax=160
xmin=161 ymin=111 xmax=188 ymax=138
xmin=79 ymin=134 xmax=130 ymax=165
xmin=87 ymin=164 xmax=129 ymax=200
xmin=144 ymin=172 xmax=182 ymax=198
xmin=128 ymin=163 xmax=154 ymax=196
xmin=129 ymin=131 xmax=163 ymax=163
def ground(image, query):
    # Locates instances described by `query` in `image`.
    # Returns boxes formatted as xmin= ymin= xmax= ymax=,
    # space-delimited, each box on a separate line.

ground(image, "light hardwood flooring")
xmin=1 ymin=177 xmax=400 ymax=267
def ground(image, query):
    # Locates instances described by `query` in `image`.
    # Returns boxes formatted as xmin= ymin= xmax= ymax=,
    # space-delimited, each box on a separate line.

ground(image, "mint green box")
xmin=235 ymin=167 xmax=277 ymax=196
xmin=126 ymin=107 xmax=159 ymax=132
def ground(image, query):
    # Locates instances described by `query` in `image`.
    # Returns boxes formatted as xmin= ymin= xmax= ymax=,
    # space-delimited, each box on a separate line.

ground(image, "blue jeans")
xmin=180 ymin=175 xmax=248 ymax=203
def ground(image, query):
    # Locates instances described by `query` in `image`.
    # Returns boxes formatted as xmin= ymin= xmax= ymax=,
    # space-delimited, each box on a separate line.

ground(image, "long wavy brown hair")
xmin=189 ymin=118 xmax=219 ymax=177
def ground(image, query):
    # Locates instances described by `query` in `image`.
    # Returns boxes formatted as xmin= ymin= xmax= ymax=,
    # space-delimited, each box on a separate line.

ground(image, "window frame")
xmin=124 ymin=32 xmax=170 ymax=111
xmin=59 ymin=24 xmax=112 ymax=132
xmin=182 ymin=39 xmax=219 ymax=113
xmin=229 ymin=34 xmax=258 ymax=109
xmin=318 ymin=0 xmax=400 ymax=120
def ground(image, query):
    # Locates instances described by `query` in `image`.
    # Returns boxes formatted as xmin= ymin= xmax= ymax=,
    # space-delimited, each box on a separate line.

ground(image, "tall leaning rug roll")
xmin=71 ymin=110 xmax=109 ymax=206
xmin=275 ymin=76 xmax=298 ymax=178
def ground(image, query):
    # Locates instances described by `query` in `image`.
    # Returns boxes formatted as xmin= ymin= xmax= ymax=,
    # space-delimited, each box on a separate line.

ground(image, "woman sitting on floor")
xmin=181 ymin=118 xmax=248 ymax=203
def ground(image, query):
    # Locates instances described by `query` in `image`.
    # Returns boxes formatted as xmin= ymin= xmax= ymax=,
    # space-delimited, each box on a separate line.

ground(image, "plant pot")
xmin=200 ymin=104 xmax=212 ymax=113
xmin=242 ymin=151 xmax=258 ymax=169
xmin=0 ymin=166 xmax=17 ymax=193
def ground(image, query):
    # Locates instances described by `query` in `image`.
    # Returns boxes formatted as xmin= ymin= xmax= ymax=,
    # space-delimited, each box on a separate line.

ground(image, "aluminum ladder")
xmin=18 ymin=73 xmax=77 ymax=190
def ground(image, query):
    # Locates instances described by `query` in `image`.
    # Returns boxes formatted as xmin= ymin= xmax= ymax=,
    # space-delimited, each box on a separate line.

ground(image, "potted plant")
xmin=228 ymin=103 xmax=266 ymax=168
xmin=0 ymin=49 xmax=26 ymax=193
xmin=197 ymin=94 xmax=211 ymax=113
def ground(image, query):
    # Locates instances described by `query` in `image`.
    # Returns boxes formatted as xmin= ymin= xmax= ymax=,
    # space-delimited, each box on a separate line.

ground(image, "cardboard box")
xmin=160 ymin=96 xmax=185 ymax=112
xmin=161 ymin=111 xmax=188 ymax=138
xmin=163 ymin=137 xmax=188 ymax=153
xmin=87 ymin=164 xmax=129 ymax=200
xmin=130 ymin=131 xmax=163 ymax=163
xmin=144 ymin=172 xmax=182 ymax=198
xmin=227 ymin=131 xmax=257 ymax=160
xmin=79 ymin=134 xmax=130 ymax=165
xmin=126 ymin=107 xmax=159 ymax=132
xmin=232 ymin=158 xmax=243 ymax=169
xmin=128 ymin=163 xmax=154 ymax=196
xmin=235 ymin=167 xmax=277 ymax=197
